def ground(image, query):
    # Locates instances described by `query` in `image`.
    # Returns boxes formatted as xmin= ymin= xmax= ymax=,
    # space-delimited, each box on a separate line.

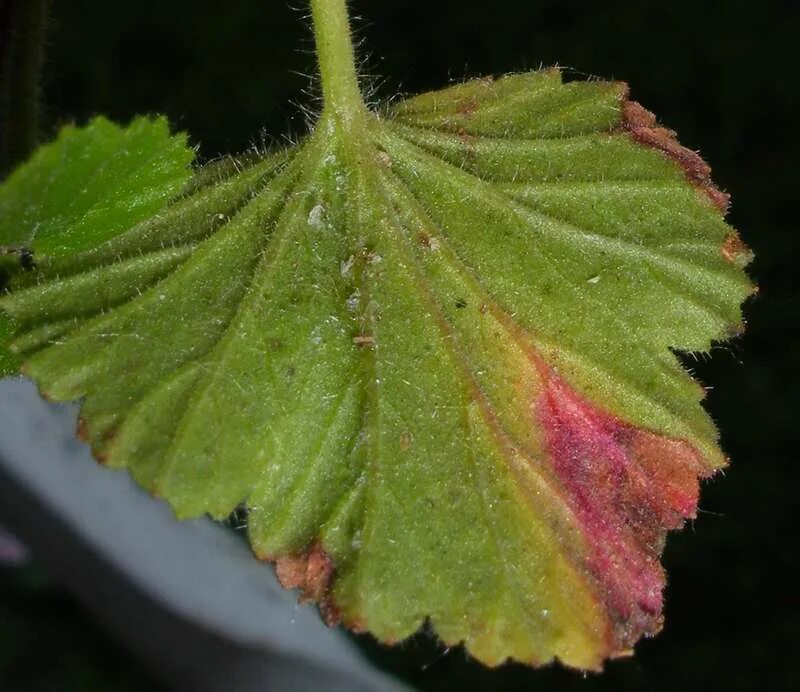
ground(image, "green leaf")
xmin=0 ymin=70 xmax=753 ymax=669
xmin=0 ymin=116 xmax=195 ymax=375
xmin=0 ymin=315 xmax=17 ymax=376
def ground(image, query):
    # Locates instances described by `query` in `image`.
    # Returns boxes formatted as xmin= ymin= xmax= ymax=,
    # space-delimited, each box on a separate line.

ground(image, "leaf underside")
xmin=0 ymin=69 xmax=753 ymax=669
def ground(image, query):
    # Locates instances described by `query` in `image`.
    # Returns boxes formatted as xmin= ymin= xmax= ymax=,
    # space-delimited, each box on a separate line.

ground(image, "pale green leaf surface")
xmin=0 ymin=70 xmax=753 ymax=668
xmin=0 ymin=116 xmax=194 ymax=253
xmin=0 ymin=116 xmax=195 ymax=375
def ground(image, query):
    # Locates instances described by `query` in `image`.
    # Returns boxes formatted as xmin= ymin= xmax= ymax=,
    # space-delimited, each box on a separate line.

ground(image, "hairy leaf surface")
xmin=0 ymin=116 xmax=195 ymax=375
xmin=0 ymin=70 xmax=753 ymax=668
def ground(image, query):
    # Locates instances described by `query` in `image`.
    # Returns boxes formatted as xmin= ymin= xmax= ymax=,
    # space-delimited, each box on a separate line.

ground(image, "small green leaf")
xmin=0 ymin=115 xmax=195 ymax=375
xmin=0 ymin=71 xmax=753 ymax=668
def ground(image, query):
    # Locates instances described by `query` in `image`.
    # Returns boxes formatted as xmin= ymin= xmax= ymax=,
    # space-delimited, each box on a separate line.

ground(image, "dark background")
xmin=2 ymin=0 xmax=797 ymax=690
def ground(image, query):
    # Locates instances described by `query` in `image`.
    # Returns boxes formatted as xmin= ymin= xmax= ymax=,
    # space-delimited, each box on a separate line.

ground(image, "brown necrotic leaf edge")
xmin=621 ymin=97 xmax=730 ymax=214
xmin=619 ymin=93 xmax=754 ymax=285
xmin=274 ymin=542 xmax=341 ymax=627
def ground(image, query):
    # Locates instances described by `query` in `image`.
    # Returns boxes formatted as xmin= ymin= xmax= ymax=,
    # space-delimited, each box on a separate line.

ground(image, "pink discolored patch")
xmin=535 ymin=366 xmax=712 ymax=645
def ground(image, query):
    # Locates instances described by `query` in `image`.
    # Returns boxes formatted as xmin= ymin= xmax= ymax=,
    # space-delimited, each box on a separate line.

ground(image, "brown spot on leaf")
xmin=419 ymin=233 xmax=441 ymax=252
xmin=457 ymin=98 xmax=480 ymax=118
xmin=721 ymin=231 xmax=754 ymax=267
xmin=352 ymin=335 xmax=376 ymax=347
xmin=621 ymin=98 xmax=730 ymax=214
xmin=275 ymin=543 xmax=339 ymax=626
xmin=399 ymin=430 xmax=413 ymax=451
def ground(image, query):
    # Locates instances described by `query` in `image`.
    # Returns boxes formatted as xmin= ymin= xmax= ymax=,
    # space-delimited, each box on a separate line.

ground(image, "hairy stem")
xmin=309 ymin=0 xmax=366 ymax=125
xmin=0 ymin=0 xmax=48 ymax=178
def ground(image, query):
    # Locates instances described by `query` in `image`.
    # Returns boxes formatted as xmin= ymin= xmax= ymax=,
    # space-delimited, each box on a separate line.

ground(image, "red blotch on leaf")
xmin=536 ymin=366 xmax=712 ymax=647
